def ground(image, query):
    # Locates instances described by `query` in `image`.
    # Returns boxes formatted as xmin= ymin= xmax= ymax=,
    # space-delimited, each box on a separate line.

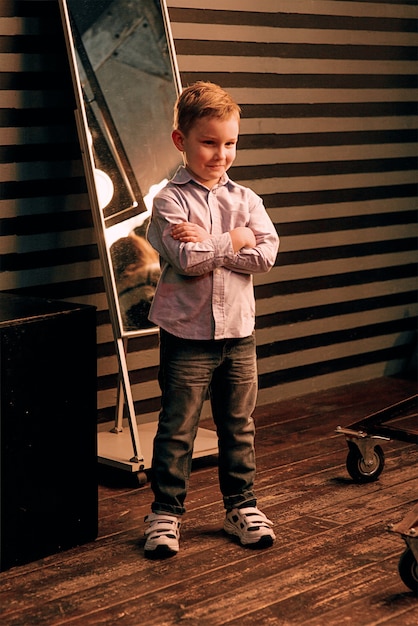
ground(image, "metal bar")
xmin=345 ymin=395 xmax=417 ymax=437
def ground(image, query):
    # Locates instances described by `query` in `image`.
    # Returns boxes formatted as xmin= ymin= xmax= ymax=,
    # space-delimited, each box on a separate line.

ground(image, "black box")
xmin=0 ymin=293 xmax=98 ymax=570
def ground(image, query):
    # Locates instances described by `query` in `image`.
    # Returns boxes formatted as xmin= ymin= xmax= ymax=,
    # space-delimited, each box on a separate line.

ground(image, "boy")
xmin=145 ymin=81 xmax=279 ymax=559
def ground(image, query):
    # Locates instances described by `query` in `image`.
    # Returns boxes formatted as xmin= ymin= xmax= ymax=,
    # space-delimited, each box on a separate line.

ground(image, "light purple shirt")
xmin=147 ymin=166 xmax=279 ymax=340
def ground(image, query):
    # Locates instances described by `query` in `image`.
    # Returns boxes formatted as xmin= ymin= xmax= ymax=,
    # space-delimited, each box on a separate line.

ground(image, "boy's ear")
xmin=172 ymin=129 xmax=185 ymax=152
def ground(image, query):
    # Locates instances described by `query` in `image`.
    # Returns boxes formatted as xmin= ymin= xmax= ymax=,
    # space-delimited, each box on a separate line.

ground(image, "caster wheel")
xmin=346 ymin=443 xmax=385 ymax=482
xmin=398 ymin=548 xmax=418 ymax=595
xmin=136 ymin=471 xmax=148 ymax=486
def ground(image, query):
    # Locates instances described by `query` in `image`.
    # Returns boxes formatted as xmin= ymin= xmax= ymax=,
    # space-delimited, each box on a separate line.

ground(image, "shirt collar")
xmin=171 ymin=165 xmax=231 ymax=189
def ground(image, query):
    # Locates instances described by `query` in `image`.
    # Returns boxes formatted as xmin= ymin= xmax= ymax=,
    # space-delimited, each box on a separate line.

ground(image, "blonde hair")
xmin=174 ymin=81 xmax=241 ymax=135
xmin=110 ymin=233 xmax=158 ymax=280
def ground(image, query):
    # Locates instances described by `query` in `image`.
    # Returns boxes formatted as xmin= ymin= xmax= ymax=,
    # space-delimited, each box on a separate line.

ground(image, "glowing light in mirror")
xmin=105 ymin=178 xmax=168 ymax=246
xmin=94 ymin=168 xmax=114 ymax=209
xmin=143 ymin=179 xmax=168 ymax=211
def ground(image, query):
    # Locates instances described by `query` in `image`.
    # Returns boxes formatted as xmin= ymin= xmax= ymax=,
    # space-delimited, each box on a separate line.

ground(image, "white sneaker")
xmin=144 ymin=512 xmax=181 ymax=559
xmin=224 ymin=506 xmax=275 ymax=548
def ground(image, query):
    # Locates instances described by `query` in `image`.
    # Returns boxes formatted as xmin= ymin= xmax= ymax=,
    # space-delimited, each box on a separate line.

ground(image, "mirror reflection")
xmin=67 ymin=0 xmax=182 ymax=333
xmin=110 ymin=231 xmax=160 ymax=331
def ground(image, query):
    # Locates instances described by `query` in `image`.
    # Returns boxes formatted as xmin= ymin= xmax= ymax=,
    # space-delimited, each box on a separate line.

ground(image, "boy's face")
xmin=172 ymin=114 xmax=239 ymax=188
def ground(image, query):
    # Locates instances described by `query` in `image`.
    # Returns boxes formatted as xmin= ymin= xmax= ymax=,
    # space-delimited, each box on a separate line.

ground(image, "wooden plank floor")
xmin=1 ymin=376 xmax=417 ymax=625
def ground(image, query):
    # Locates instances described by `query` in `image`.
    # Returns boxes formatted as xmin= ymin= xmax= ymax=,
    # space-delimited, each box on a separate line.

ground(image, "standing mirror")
xmin=59 ymin=0 xmax=218 ymax=476
xmin=62 ymin=0 xmax=181 ymax=336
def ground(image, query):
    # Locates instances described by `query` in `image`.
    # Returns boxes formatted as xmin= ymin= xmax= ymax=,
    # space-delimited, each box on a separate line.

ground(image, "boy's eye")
xmin=202 ymin=140 xmax=236 ymax=147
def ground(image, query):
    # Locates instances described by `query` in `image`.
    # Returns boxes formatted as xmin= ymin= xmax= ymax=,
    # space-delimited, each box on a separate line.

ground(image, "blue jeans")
xmin=151 ymin=330 xmax=258 ymax=516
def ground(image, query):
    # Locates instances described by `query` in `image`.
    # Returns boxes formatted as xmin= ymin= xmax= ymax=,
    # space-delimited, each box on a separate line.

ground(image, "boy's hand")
xmin=171 ymin=222 xmax=211 ymax=243
xmin=229 ymin=227 xmax=256 ymax=252
xmin=170 ymin=223 xmax=256 ymax=252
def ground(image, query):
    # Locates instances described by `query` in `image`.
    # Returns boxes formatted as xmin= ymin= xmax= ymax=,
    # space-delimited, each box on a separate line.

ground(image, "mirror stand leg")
xmin=110 ymin=374 xmax=124 ymax=433
xmin=116 ymin=337 xmax=144 ymax=464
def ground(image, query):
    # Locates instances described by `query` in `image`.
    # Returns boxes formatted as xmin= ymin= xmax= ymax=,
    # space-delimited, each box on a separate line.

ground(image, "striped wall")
xmin=0 ymin=0 xmax=112 ymax=417
xmin=0 ymin=1 xmax=417 ymax=426
xmin=167 ymin=0 xmax=418 ymax=406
